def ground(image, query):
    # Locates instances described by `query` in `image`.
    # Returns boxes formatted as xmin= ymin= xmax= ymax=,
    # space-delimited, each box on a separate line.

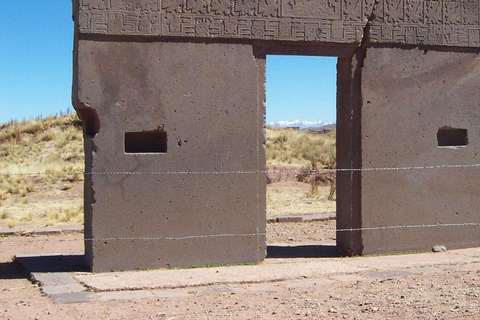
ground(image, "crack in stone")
xmin=354 ymin=0 xmax=380 ymax=55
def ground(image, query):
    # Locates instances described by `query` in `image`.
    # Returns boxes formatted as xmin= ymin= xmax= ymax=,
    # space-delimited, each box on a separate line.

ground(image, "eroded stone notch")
xmin=437 ymin=127 xmax=468 ymax=148
xmin=125 ymin=130 xmax=167 ymax=154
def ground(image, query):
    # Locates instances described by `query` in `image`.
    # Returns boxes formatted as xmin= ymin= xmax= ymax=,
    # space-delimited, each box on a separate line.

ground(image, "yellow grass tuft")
xmin=266 ymin=127 xmax=336 ymax=169
xmin=7 ymin=219 xmax=15 ymax=228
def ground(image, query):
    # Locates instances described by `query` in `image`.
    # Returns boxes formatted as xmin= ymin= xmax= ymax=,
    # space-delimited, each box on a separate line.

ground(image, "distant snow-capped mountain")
xmin=268 ymin=120 xmax=333 ymax=130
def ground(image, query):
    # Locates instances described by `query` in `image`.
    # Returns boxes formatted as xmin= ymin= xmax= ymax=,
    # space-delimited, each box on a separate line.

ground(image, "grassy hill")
xmin=0 ymin=114 xmax=336 ymax=228
xmin=0 ymin=113 xmax=85 ymax=228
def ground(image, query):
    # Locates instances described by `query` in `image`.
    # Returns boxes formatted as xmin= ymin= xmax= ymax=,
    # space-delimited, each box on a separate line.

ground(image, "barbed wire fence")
xmin=1 ymin=162 xmax=480 ymax=244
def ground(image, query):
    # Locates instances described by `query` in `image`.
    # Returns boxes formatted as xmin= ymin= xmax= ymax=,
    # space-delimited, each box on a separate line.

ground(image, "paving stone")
xmin=96 ymin=290 xmax=154 ymax=301
xmin=32 ymin=272 xmax=76 ymax=287
xmin=277 ymin=216 xmax=303 ymax=223
xmin=303 ymin=213 xmax=336 ymax=222
xmin=0 ymin=228 xmax=19 ymax=235
xmin=407 ymin=267 xmax=439 ymax=275
xmin=197 ymin=286 xmax=233 ymax=295
xmin=153 ymin=289 xmax=191 ymax=298
xmin=42 ymin=283 xmax=85 ymax=296
xmin=20 ymin=228 xmax=62 ymax=235
xmin=365 ymin=270 xmax=413 ymax=279
xmin=50 ymin=292 xmax=95 ymax=304
xmin=330 ymin=274 xmax=367 ymax=282
xmin=60 ymin=225 xmax=84 ymax=233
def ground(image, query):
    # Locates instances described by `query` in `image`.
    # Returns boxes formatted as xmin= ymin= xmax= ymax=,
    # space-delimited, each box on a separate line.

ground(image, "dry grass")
xmin=0 ymin=111 xmax=84 ymax=228
xmin=266 ymin=126 xmax=336 ymax=169
xmin=267 ymin=185 xmax=336 ymax=217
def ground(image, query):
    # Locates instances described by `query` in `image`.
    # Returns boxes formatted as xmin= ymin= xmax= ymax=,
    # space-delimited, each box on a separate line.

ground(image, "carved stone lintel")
xmin=77 ymin=0 xmax=480 ymax=47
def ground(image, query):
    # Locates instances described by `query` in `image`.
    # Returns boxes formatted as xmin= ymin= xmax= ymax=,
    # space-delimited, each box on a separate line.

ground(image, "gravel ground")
xmin=1 ymin=222 xmax=479 ymax=319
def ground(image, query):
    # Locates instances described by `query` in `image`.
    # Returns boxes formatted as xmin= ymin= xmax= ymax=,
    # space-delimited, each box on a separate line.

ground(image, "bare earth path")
xmin=1 ymin=222 xmax=480 ymax=319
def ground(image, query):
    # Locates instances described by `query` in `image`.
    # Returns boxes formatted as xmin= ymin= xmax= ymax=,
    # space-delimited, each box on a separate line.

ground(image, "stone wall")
xmin=73 ymin=0 xmax=480 ymax=271
xmin=75 ymin=39 xmax=266 ymax=271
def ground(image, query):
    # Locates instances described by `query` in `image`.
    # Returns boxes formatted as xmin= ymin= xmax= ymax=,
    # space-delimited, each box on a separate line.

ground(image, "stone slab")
xmin=50 ymin=292 xmax=95 ymax=304
xmin=365 ymin=270 xmax=414 ymax=279
xmin=302 ymin=213 xmax=336 ymax=222
xmin=75 ymin=248 xmax=480 ymax=292
xmin=0 ymin=228 xmax=19 ymax=235
xmin=268 ymin=213 xmax=336 ymax=224
xmin=330 ymin=274 xmax=367 ymax=282
xmin=59 ymin=225 xmax=84 ymax=233
xmin=73 ymin=0 xmax=480 ymax=48
xmin=42 ymin=283 xmax=85 ymax=296
xmin=20 ymin=228 xmax=62 ymax=236
xmin=266 ymin=217 xmax=277 ymax=224
xmin=153 ymin=289 xmax=192 ymax=298
xmin=358 ymin=47 xmax=480 ymax=255
xmin=276 ymin=216 xmax=303 ymax=223
xmin=74 ymin=0 xmax=372 ymax=45
xmin=75 ymin=40 xmax=266 ymax=272
xmin=32 ymin=273 xmax=76 ymax=287
xmin=75 ymin=260 xmax=366 ymax=292
xmin=96 ymin=290 xmax=155 ymax=301
xmin=197 ymin=285 xmax=233 ymax=296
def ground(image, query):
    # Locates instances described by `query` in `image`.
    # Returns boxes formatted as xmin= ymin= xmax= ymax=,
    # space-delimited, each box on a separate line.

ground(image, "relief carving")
xmin=76 ymin=0 xmax=480 ymax=47
xmin=282 ymin=0 xmax=341 ymax=19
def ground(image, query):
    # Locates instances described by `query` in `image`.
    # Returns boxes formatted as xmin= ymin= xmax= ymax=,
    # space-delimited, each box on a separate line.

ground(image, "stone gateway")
xmin=73 ymin=0 xmax=480 ymax=272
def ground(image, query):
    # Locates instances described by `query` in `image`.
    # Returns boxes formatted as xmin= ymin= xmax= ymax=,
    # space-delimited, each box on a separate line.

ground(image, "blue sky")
xmin=0 ymin=2 xmax=337 ymax=125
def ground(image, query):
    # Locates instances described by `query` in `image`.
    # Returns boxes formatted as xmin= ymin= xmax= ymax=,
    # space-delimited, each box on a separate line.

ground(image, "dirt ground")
xmin=1 ymin=221 xmax=480 ymax=319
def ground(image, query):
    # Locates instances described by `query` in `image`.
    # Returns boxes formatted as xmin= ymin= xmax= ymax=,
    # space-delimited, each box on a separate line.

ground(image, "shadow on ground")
xmin=0 ymin=261 xmax=29 ymax=280
xmin=267 ymin=245 xmax=341 ymax=258
xmin=15 ymin=254 xmax=88 ymax=274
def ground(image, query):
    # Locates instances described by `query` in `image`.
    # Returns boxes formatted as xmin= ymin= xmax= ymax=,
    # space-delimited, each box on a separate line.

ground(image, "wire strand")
xmin=1 ymin=162 xmax=480 ymax=177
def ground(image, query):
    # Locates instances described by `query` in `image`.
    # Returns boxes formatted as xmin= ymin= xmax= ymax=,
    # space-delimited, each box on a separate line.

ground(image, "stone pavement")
xmin=15 ymin=242 xmax=480 ymax=304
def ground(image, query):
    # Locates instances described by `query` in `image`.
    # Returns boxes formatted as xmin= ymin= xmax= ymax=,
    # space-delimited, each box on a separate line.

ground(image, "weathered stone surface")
xmin=42 ymin=284 xmax=85 ymax=296
xmin=32 ymin=273 xmax=76 ymax=287
xmin=75 ymin=40 xmax=266 ymax=272
xmin=277 ymin=216 xmax=303 ymax=223
xmin=0 ymin=228 xmax=19 ymax=235
xmin=433 ymin=246 xmax=447 ymax=253
xmin=20 ymin=228 xmax=62 ymax=236
xmin=50 ymin=292 xmax=95 ymax=304
xmin=152 ymin=288 xmax=191 ymax=298
xmin=358 ymin=47 xmax=480 ymax=255
xmin=75 ymin=0 xmax=372 ymax=44
xmin=75 ymin=1 xmax=480 ymax=48
xmin=96 ymin=290 xmax=155 ymax=301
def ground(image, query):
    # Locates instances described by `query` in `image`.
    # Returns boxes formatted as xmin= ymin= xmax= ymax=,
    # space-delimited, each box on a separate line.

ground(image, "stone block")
xmin=50 ymin=292 xmax=95 ymax=304
xmin=276 ymin=216 xmax=303 ymax=223
xmin=32 ymin=273 xmax=76 ymax=287
xmin=75 ymin=40 xmax=266 ymax=272
xmin=42 ymin=283 xmax=85 ymax=296
xmin=96 ymin=290 xmax=154 ymax=301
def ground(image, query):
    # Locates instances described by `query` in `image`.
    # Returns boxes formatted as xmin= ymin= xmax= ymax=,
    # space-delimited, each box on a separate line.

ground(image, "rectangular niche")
xmin=125 ymin=130 xmax=167 ymax=153
xmin=437 ymin=127 xmax=468 ymax=147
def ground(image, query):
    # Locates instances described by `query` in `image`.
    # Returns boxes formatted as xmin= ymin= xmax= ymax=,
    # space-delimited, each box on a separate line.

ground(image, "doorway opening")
xmin=265 ymin=55 xmax=339 ymax=258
